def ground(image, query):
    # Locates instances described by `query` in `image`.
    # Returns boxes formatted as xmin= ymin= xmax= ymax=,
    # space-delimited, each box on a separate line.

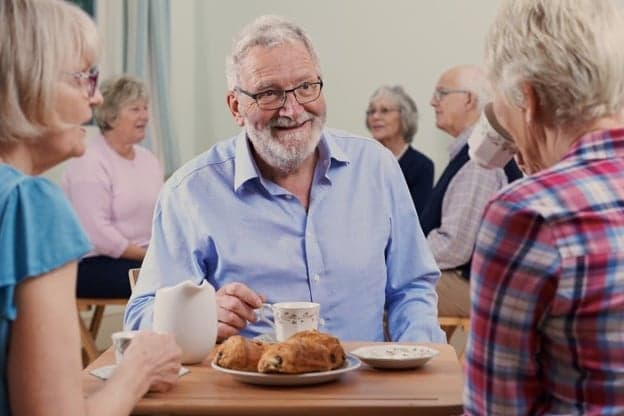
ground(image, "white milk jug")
xmin=153 ymin=280 xmax=217 ymax=364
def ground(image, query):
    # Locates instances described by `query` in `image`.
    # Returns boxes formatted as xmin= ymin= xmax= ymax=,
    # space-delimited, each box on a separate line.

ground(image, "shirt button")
xmin=312 ymin=274 xmax=320 ymax=283
xmin=319 ymin=318 xmax=326 ymax=326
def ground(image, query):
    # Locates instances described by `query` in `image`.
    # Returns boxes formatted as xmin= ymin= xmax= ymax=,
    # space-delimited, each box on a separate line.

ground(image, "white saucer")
xmin=211 ymin=354 xmax=361 ymax=386
xmin=350 ymin=345 xmax=438 ymax=369
xmin=89 ymin=365 xmax=189 ymax=380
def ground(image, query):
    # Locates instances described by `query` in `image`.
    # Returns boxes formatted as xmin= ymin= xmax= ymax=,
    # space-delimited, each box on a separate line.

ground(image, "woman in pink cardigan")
xmin=63 ymin=75 xmax=163 ymax=298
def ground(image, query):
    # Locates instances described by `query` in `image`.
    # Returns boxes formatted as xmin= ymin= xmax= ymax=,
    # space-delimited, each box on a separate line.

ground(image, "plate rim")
xmin=211 ymin=354 xmax=361 ymax=385
xmin=350 ymin=344 xmax=439 ymax=362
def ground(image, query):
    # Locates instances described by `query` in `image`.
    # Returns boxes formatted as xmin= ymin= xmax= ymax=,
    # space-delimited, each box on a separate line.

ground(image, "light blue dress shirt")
xmin=124 ymin=129 xmax=444 ymax=342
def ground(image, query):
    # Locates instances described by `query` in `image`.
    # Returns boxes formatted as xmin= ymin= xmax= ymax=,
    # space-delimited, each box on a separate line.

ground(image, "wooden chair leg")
xmin=78 ymin=309 xmax=99 ymax=365
xmin=455 ymin=319 xmax=471 ymax=362
xmin=89 ymin=305 xmax=106 ymax=337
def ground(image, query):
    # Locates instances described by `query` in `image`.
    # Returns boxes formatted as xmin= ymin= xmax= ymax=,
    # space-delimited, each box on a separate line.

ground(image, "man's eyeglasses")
xmin=236 ymin=79 xmax=324 ymax=110
xmin=366 ymin=107 xmax=400 ymax=117
xmin=432 ymin=88 xmax=470 ymax=102
xmin=66 ymin=67 xmax=99 ymax=98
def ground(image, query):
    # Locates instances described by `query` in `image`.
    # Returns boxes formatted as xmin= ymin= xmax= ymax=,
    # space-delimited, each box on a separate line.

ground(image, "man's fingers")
xmin=217 ymin=304 xmax=248 ymax=329
xmin=220 ymin=282 xmax=263 ymax=308
xmin=217 ymin=321 xmax=239 ymax=342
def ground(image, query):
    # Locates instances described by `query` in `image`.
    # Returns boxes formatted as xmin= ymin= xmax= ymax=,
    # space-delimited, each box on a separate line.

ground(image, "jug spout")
xmin=153 ymin=279 xmax=217 ymax=364
xmin=179 ymin=279 xmax=208 ymax=295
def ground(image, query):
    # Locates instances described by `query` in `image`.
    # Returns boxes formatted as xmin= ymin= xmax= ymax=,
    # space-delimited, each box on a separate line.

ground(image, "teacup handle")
xmin=257 ymin=303 xmax=275 ymax=330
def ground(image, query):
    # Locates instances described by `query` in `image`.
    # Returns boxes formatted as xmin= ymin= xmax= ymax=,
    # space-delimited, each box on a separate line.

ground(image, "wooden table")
xmin=83 ymin=342 xmax=464 ymax=416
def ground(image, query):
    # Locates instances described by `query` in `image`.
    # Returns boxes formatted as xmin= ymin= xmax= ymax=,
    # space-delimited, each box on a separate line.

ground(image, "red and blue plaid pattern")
xmin=464 ymin=128 xmax=624 ymax=415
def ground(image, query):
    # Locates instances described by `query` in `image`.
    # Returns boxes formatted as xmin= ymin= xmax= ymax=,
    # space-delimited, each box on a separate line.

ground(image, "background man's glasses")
xmin=66 ymin=67 xmax=99 ymax=98
xmin=366 ymin=107 xmax=400 ymax=117
xmin=236 ymin=79 xmax=323 ymax=110
xmin=432 ymin=88 xmax=470 ymax=102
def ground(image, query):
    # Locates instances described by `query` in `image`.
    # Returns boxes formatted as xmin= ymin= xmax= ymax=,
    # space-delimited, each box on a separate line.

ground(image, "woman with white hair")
xmin=465 ymin=0 xmax=624 ymax=414
xmin=0 ymin=1 xmax=180 ymax=414
xmin=366 ymin=85 xmax=434 ymax=215
xmin=63 ymin=75 xmax=162 ymax=300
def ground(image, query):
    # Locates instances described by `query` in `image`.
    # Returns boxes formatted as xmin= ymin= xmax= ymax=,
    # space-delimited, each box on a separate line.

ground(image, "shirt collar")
xmin=562 ymin=127 xmax=624 ymax=163
xmin=233 ymin=128 xmax=350 ymax=192
xmin=233 ymin=130 xmax=260 ymax=191
xmin=448 ymin=125 xmax=473 ymax=159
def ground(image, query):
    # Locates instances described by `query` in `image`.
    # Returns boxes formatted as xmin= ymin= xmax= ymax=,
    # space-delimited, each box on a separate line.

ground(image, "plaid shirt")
xmin=428 ymin=129 xmax=508 ymax=270
xmin=464 ymin=128 xmax=624 ymax=415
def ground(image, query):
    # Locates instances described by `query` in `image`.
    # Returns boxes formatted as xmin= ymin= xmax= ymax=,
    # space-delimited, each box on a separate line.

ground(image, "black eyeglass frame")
xmin=235 ymin=78 xmax=324 ymax=110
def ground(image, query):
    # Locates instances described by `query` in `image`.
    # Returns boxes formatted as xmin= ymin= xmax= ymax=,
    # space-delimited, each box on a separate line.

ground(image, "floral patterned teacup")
xmin=258 ymin=302 xmax=320 ymax=341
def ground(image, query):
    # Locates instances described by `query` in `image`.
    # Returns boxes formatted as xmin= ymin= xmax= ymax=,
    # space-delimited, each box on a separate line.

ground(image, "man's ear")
xmin=465 ymin=91 xmax=477 ymax=111
xmin=226 ymin=91 xmax=245 ymax=127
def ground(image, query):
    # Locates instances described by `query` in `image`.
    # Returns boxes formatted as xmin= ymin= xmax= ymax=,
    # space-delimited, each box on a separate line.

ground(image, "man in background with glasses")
xmin=420 ymin=65 xmax=522 ymax=332
xmin=125 ymin=15 xmax=445 ymax=344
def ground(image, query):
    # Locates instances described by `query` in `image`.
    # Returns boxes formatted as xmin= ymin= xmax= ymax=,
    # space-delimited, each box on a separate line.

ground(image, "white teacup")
xmin=468 ymin=102 xmax=518 ymax=169
xmin=111 ymin=330 xmax=140 ymax=364
xmin=258 ymin=301 xmax=320 ymax=342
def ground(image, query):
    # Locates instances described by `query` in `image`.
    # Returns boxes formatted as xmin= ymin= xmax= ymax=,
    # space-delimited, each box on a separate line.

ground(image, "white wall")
xmin=46 ymin=0 xmax=624 ymax=184
xmin=169 ymin=0 xmax=500 ymax=178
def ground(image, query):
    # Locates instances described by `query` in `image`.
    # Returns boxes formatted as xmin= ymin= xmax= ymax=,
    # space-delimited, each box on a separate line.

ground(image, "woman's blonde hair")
xmin=486 ymin=0 xmax=624 ymax=127
xmin=94 ymin=75 xmax=149 ymax=132
xmin=0 ymin=0 xmax=100 ymax=144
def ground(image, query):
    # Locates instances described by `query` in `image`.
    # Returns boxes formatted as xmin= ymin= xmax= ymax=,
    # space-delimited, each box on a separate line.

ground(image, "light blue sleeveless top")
xmin=0 ymin=164 xmax=91 ymax=415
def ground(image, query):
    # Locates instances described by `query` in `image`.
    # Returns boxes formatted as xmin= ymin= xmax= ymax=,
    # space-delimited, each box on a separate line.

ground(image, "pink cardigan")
xmin=62 ymin=135 xmax=164 ymax=258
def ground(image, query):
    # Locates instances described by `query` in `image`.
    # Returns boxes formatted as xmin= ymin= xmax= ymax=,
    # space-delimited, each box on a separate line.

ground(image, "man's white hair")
xmin=225 ymin=15 xmax=322 ymax=90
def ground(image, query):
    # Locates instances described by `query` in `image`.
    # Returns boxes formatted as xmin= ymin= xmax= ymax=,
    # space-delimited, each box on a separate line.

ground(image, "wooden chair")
xmin=128 ymin=268 xmax=140 ymax=290
xmin=77 ymin=297 xmax=127 ymax=365
xmin=439 ymin=316 xmax=470 ymax=360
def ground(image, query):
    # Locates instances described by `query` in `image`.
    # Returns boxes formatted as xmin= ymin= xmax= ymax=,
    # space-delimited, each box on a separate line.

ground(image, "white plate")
xmin=211 ymin=354 xmax=361 ymax=386
xmin=350 ymin=345 xmax=438 ymax=369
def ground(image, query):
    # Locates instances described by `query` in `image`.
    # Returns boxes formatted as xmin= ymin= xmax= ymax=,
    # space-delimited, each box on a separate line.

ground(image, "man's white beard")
xmin=246 ymin=112 xmax=325 ymax=175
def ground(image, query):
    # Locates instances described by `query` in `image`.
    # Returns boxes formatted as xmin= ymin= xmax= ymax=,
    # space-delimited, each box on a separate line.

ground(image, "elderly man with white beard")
xmin=124 ymin=15 xmax=445 ymax=344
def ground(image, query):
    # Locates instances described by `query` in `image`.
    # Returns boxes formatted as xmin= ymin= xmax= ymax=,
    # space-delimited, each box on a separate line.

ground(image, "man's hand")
xmin=216 ymin=282 xmax=264 ymax=342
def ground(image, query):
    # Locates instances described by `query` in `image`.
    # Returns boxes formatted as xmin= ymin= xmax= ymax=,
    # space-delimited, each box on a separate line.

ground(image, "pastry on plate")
xmin=258 ymin=330 xmax=346 ymax=374
xmin=289 ymin=330 xmax=345 ymax=370
xmin=213 ymin=335 xmax=269 ymax=371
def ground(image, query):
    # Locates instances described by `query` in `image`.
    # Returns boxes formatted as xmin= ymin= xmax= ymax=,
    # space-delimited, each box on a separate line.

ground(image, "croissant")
xmin=257 ymin=330 xmax=346 ymax=374
xmin=288 ymin=330 xmax=346 ymax=370
xmin=214 ymin=335 xmax=269 ymax=371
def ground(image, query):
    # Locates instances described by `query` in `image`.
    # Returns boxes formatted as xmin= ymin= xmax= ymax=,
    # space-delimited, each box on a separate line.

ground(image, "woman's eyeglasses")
xmin=65 ymin=67 xmax=99 ymax=98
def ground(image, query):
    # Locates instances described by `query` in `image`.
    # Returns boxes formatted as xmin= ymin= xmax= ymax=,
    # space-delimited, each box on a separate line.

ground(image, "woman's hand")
xmin=117 ymin=331 xmax=182 ymax=394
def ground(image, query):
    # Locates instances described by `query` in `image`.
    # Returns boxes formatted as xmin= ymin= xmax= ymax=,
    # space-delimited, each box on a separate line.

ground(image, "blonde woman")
xmin=0 ymin=1 xmax=180 ymax=415
xmin=63 ymin=75 xmax=162 ymax=299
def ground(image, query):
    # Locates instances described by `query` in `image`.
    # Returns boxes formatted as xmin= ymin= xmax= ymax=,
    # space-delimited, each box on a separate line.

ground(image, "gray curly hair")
xmin=366 ymin=85 xmax=419 ymax=143
xmin=225 ymin=15 xmax=322 ymax=90
xmin=94 ymin=75 xmax=149 ymax=132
